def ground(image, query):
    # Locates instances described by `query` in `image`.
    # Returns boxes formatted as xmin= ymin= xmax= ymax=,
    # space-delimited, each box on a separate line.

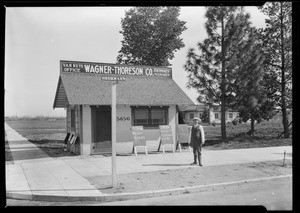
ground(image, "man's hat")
xmin=193 ymin=117 xmax=201 ymax=122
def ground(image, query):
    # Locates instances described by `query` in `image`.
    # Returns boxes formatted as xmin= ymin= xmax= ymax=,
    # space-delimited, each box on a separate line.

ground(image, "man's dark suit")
xmin=190 ymin=124 xmax=203 ymax=166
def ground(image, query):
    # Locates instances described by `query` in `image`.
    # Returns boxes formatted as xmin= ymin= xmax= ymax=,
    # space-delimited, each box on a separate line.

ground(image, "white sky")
xmin=5 ymin=6 xmax=267 ymax=117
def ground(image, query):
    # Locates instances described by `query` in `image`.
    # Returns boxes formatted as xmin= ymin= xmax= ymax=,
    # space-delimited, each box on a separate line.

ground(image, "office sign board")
xmin=177 ymin=124 xmax=191 ymax=144
xmin=60 ymin=60 xmax=172 ymax=78
xmin=159 ymin=125 xmax=174 ymax=145
xmin=131 ymin=126 xmax=146 ymax=146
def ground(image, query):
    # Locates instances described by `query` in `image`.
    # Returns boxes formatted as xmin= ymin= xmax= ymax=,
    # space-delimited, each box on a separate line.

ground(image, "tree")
xmin=117 ymin=7 xmax=187 ymax=66
xmin=201 ymin=107 xmax=210 ymax=123
xmin=232 ymin=28 xmax=277 ymax=134
xmin=184 ymin=6 xmax=257 ymax=140
xmin=258 ymin=2 xmax=292 ymax=138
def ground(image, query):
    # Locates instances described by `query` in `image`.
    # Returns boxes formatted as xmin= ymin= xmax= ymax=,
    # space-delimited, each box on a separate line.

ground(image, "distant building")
xmin=209 ymin=105 xmax=239 ymax=124
xmin=178 ymin=104 xmax=239 ymax=125
xmin=178 ymin=104 xmax=207 ymax=124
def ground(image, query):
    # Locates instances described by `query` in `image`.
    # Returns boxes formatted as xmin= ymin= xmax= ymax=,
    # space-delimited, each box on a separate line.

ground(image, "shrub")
xmin=232 ymin=119 xmax=238 ymax=125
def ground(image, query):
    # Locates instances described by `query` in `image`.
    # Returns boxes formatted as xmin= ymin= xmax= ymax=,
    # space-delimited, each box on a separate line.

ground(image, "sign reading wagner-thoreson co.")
xmin=60 ymin=60 xmax=172 ymax=78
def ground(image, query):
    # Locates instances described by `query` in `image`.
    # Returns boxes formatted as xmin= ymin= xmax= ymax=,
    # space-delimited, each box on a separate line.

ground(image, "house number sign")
xmin=117 ymin=117 xmax=130 ymax=121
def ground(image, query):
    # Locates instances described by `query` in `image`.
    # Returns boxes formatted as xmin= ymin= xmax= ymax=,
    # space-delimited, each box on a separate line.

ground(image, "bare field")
xmin=5 ymin=119 xmax=66 ymax=141
xmin=5 ymin=118 xmax=77 ymax=158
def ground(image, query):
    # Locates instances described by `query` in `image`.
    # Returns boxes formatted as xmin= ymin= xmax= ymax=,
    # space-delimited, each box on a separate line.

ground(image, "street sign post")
xmin=111 ymin=82 xmax=117 ymax=187
xmin=104 ymin=75 xmax=126 ymax=188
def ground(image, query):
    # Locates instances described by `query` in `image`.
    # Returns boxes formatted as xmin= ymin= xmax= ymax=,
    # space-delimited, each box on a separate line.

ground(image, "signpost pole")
xmin=111 ymin=82 xmax=117 ymax=187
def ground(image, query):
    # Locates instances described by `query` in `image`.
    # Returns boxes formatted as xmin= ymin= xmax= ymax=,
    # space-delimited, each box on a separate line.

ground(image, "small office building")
xmin=53 ymin=60 xmax=194 ymax=155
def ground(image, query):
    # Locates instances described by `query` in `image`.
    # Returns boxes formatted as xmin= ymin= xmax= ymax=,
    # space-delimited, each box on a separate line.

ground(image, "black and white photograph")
xmin=4 ymin=1 xmax=294 ymax=209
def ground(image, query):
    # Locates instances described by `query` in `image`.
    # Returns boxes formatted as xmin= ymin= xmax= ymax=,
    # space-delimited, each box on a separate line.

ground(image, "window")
xmin=189 ymin=113 xmax=194 ymax=120
xmin=132 ymin=106 xmax=168 ymax=128
xmin=151 ymin=109 xmax=165 ymax=125
xmin=215 ymin=113 xmax=219 ymax=119
xmin=199 ymin=113 xmax=203 ymax=119
xmin=134 ymin=109 xmax=149 ymax=125
xmin=229 ymin=113 xmax=233 ymax=119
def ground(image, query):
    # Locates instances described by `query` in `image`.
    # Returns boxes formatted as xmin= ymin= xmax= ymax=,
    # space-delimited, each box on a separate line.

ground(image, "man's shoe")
xmin=199 ymin=164 xmax=203 ymax=166
xmin=190 ymin=162 xmax=197 ymax=165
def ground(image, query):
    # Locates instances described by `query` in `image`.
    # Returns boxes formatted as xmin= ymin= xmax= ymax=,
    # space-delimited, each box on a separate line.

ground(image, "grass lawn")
xmin=200 ymin=120 xmax=292 ymax=150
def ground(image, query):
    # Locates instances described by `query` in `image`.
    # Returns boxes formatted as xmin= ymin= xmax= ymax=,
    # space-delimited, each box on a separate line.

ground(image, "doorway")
xmin=91 ymin=105 xmax=112 ymax=154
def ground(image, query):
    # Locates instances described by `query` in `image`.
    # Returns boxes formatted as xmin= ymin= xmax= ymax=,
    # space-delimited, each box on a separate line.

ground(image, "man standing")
xmin=190 ymin=117 xmax=205 ymax=166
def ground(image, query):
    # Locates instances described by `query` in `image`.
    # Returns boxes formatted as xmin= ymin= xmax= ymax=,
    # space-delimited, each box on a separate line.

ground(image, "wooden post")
xmin=111 ymin=82 xmax=117 ymax=187
xmin=283 ymin=150 xmax=286 ymax=167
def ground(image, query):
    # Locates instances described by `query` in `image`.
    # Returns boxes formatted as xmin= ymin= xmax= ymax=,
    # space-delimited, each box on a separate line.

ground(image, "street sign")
xmin=101 ymin=76 xmax=126 ymax=81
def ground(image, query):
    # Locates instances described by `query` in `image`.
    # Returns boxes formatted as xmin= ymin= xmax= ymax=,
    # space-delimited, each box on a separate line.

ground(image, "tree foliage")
xmin=258 ymin=2 xmax=292 ymax=138
xmin=184 ymin=6 xmax=258 ymax=139
xmin=232 ymin=28 xmax=277 ymax=134
xmin=117 ymin=7 xmax=187 ymax=66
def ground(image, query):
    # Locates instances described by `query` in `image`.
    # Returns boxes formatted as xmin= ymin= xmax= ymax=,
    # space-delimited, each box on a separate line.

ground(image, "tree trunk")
xmin=251 ymin=118 xmax=255 ymax=135
xmin=280 ymin=2 xmax=290 ymax=138
xmin=221 ymin=9 xmax=227 ymax=140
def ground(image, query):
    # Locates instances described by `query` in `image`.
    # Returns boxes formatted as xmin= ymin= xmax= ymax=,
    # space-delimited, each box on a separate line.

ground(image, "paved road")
xmin=99 ymin=177 xmax=292 ymax=209
xmin=5 ymin=176 xmax=292 ymax=209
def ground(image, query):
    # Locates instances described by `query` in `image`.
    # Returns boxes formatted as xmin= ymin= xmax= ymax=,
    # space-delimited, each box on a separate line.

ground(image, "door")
xmin=91 ymin=106 xmax=112 ymax=154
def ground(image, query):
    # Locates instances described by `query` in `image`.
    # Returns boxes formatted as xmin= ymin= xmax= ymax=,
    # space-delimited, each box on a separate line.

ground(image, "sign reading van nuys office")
xmin=60 ymin=60 xmax=172 ymax=78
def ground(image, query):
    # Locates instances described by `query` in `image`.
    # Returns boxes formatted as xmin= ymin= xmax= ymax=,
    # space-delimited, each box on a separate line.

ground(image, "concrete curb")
xmin=6 ymin=174 xmax=292 ymax=203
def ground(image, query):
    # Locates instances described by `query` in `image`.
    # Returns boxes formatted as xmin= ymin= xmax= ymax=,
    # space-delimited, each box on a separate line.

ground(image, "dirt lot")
xmin=86 ymin=159 xmax=292 ymax=194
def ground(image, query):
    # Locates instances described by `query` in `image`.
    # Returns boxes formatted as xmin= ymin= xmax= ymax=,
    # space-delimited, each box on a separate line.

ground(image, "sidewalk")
xmin=5 ymin=123 xmax=293 ymax=202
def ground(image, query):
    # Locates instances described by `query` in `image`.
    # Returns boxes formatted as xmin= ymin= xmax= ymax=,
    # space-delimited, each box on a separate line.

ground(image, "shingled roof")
xmin=53 ymin=73 xmax=194 ymax=108
xmin=178 ymin=104 xmax=207 ymax=112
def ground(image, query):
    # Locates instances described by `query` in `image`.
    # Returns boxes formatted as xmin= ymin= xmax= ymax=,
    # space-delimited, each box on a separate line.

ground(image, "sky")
xmin=5 ymin=6 xmax=267 ymax=117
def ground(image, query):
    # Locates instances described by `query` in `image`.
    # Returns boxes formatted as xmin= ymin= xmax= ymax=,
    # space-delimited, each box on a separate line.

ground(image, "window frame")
xmin=189 ymin=113 xmax=194 ymax=120
xmin=199 ymin=112 xmax=203 ymax=119
xmin=131 ymin=106 xmax=169 ymax=129
xmin=215 ymin=113 xmax=219 ymax=119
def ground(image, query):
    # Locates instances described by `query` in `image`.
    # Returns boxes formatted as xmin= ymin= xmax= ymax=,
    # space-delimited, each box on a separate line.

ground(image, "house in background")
xmin=178 ymin=104 xmax=207 ymax=125
xmin=178 ymin=104 xmax=239 ymax=125
xmin=209 ymin=105 xmax=239 ymax=124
